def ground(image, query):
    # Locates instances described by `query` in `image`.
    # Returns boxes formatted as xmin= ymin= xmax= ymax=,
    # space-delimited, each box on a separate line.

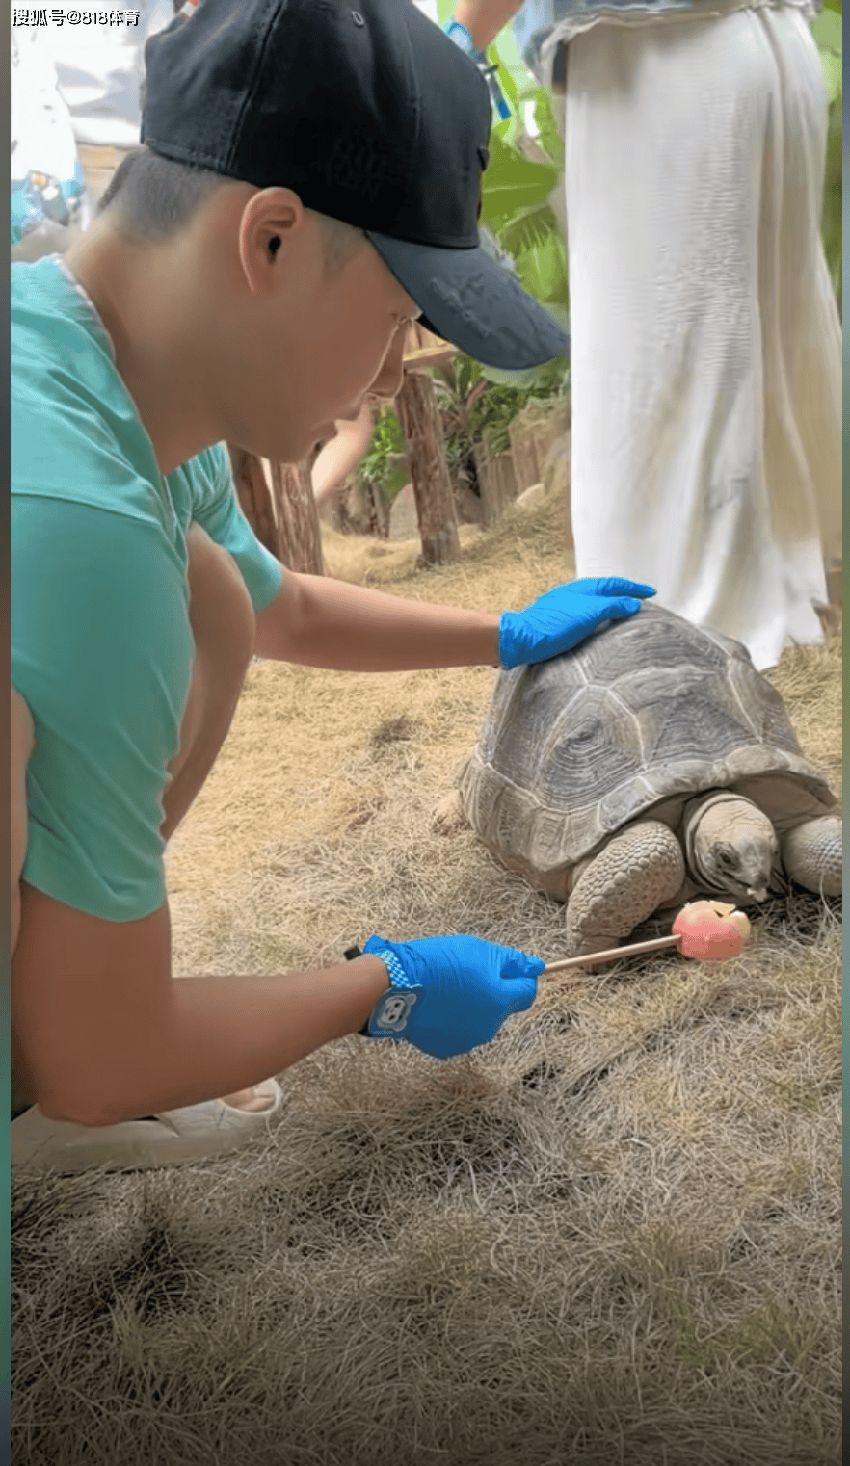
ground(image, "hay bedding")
xmin=12 ymin=502 xmax=841 ymax=1466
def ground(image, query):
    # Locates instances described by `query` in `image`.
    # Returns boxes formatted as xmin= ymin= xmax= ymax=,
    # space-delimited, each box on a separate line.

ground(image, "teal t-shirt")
xmin=12 ymin=255 xmax=283 ymax=922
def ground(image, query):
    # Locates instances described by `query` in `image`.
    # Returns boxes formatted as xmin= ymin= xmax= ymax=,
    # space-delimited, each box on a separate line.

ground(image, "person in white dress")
xmin=446 ymin=0 xmax=842 ymax=670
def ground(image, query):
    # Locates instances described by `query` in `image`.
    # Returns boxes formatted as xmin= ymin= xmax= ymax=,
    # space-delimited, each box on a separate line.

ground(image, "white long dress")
xmin=564 ymin=5 xmax=841 ymax=670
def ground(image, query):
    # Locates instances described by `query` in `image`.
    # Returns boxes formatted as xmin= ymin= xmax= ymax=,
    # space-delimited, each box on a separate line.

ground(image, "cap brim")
xmin=364 ymin=229 xmax=568 ymax=371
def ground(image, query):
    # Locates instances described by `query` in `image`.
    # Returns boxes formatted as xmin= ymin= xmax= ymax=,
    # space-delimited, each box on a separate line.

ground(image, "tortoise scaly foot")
xmin=781 ymin=817 xmax=842 ymax=897
xmin=566 ymin=821 xmax=685 ymax=956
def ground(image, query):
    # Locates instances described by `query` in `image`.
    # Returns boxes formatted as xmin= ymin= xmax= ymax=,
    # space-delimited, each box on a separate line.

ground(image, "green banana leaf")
xmin=498 ymin=199 xmax=558 ymax=255
xmin=515 ymin=227 xmax=569 ymax=306
xmin=479 ymin=133 xmax=560 ymax=234
xmin=812 ymin=9 xmax=842 ymax=102
xmin=533 ymin=90 xmax=565 ymax=170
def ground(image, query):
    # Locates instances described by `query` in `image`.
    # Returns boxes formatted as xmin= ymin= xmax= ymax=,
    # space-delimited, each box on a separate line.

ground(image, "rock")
xmin=455 ymin=484 xmax=485 ymax=525
xmin=515 ymin=482 xmax=545 ymax=511
xmin=388 ymin=483 xmax=419 ymax=539
xmin=432 ymin=791 xmax=467 ymax=836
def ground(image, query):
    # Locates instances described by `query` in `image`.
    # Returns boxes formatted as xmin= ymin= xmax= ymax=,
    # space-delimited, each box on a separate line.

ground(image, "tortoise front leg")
xmin=781 ymin=816 xmax=842 ymax=897
xmin=566 ymin=822 xmax=685 ymax=956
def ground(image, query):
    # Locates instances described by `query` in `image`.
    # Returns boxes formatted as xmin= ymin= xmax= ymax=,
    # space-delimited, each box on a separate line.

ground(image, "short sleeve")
xmin=189 ymin=446 xmax=283 ymax=613
xmin=12 ymin=495 xmax=194 ymax=922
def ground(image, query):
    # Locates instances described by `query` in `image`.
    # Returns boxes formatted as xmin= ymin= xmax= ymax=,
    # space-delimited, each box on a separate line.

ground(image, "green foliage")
xmin=469 ymin=358 xmax=567 ymax=456
xmin=813 ymin=0 xmax=842 ymax=307
xmin=358 ymin=405 xmax=407 ymax=497
xmin=478 ymin=132 xmax=559 ymax=235
xmin=474 ymin=108 xmax=567 ymax=388
xmin=821 ymin=103 xmax=842 ymax=306
xmin=533 ymin=89 xmax=566 ymax=171
xmin=485 ymin=50 xmax=567 ymax=262
xmin=812 ymin=11 xmax=841 ymax=102
xmin=435 ymin=352 xmax=568 ymax=469
xmin=357 ymin=357 xmax=567 ymax=495
xmin=502 ymin=210 xmax=569 ymax=307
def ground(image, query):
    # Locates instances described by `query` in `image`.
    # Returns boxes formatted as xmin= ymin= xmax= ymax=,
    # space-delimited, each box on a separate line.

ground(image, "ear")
xmin=236 ymin=187 xmax=310 ymax=296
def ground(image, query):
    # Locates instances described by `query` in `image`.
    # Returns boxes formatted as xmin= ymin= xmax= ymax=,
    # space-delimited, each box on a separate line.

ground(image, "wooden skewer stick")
xmin=542 ymin=902 xmax=751 ymax=975
xmin=543 ymin=933 xmax=680 ymax=976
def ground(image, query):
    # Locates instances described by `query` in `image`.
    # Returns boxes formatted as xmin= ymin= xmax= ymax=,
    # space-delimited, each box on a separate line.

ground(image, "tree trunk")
xmin=268 ymin=458 xmax=325 ymax=575
xmin=228 ymin=446 xmax=325 ymax=575
xmin=228 ymin=445 xmax=279 ymax=558
xmin=394 ymin=370 xmax=461 ymax=566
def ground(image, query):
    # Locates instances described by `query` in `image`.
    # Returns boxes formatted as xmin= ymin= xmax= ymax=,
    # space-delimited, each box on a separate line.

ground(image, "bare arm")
xmin=11 ymin=688 xmax=35 ymax=956
xmin=451 ymin=0 xmax=524 ymax=50
xmin=254 ymin=568 xmax=502 ymax=670
xmin=311 ymin=406 xmax=376 ymax=508
xmin=12 ymin=883 xmax=389 ymax=1127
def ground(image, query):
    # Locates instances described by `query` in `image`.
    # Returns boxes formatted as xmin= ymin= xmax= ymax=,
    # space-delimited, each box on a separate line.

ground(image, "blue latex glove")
xmin=498 ymin=578 xmax=656 ymax=669
xmin=362 ymin=934 xmax=543 ymax=1060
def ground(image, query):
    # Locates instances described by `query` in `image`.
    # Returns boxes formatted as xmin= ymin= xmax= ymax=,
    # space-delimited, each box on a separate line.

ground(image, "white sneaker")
xmin=11 ymin=1079 xmax=283 ymax=1174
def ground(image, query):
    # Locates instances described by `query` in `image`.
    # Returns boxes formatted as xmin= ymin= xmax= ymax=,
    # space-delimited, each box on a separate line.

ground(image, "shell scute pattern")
xmin=461 ymin=604 xmax=835 ymax=885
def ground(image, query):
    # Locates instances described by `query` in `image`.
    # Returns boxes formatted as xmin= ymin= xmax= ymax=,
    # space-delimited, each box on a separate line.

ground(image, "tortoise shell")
xmin=460 ymin=603 xmax=835 ymax=886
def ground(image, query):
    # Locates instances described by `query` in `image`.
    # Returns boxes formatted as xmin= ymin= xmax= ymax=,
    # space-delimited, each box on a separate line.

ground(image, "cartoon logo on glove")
xmin=371 ymin=989 xmax=418 ymax=1035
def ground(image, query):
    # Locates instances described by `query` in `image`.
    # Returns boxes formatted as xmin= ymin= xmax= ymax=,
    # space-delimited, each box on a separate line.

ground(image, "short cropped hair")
xmin=97 ymin=146 xmax=366 ymax=272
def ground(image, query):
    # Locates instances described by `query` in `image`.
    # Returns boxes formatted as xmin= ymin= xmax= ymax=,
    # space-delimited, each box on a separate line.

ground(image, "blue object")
xmin=11 ymin=162 xmax=85 ymax=250
xmin=12 ymin=258 xmax=282 ymax=923
xmin=442 ymin=17 xmax=511 ymax=120
xmin=498 ymin=578 xmax=656 ymax=669
xmin=362 ymin=934 xmax=543 ymax=1059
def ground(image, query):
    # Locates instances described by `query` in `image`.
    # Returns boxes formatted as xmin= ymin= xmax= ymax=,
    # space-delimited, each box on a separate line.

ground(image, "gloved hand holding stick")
xmin=348 ymin=902 xmax=750 ymax=1060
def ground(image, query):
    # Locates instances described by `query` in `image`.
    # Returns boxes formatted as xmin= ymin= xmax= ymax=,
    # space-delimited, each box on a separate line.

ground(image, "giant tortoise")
xmin=459 ymin=604 xmax=841 ymax=956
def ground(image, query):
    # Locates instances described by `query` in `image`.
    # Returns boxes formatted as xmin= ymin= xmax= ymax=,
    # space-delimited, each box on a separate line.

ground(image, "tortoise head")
xmin=689 ymin=796 xmax=778 ymax=905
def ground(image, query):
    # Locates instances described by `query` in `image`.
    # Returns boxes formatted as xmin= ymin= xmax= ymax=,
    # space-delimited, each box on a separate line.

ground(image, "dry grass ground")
xmin=12 ymin=493 xmax=842 ymax=1466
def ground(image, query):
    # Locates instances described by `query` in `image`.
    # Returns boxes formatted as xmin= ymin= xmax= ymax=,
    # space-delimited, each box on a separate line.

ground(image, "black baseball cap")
xmin=142 ymin=0 xmax=566 ymax=370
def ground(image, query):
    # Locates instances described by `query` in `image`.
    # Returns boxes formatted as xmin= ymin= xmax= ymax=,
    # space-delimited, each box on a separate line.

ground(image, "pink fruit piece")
xmin=672 ymin=900 xmax=749 ymax=961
